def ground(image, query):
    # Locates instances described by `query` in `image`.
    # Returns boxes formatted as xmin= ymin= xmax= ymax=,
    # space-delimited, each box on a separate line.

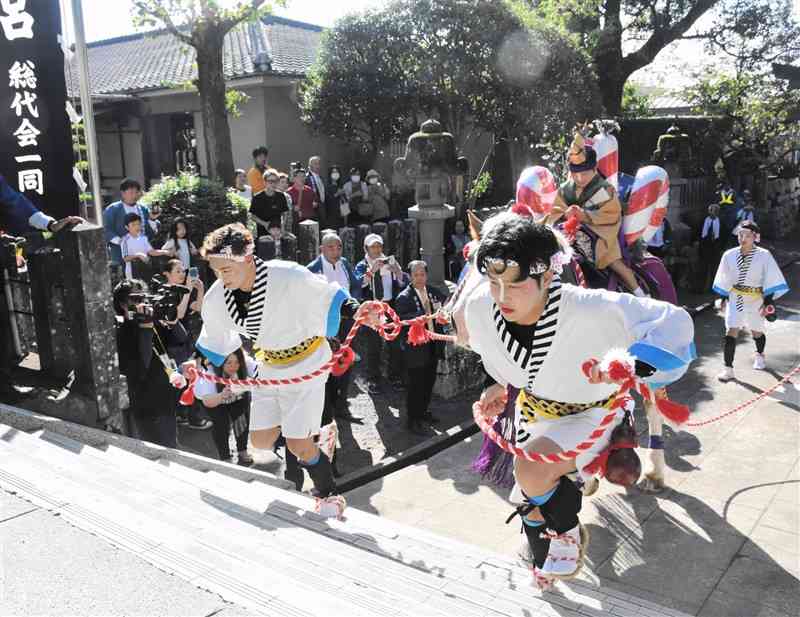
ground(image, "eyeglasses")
xmin=265 ymin=177 xmax=278 ymax=183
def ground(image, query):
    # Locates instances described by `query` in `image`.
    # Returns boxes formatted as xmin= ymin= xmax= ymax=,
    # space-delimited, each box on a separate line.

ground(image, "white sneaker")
xmin=753 ymin=353 xmax=766 ymax=370
xmin=314 ymin=494 xmax=347 ymax=519
xmin=540 ymin=526 xmax=581 ymax=577
xmin=717 ymin=367 xmax=736 ymax=382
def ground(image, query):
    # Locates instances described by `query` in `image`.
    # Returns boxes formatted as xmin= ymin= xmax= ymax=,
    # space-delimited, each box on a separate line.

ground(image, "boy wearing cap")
xmin=354 ymin=233 xmax=407 ymax=393
xmin=713 ymin=220 xmax=789 ymax=381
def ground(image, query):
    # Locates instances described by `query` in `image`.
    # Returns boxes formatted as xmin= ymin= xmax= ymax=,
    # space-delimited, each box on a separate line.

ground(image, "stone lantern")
xmin=394 ymin=119 xmax=468 ymax=287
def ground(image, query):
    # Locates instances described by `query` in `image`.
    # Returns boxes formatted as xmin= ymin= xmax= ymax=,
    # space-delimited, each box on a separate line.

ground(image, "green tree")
xmin=132 ymin=1 xmax=275 ymax=185
xmin=619 ymin=82 xmax=652 ymax=118
xmin=685 ymin=71 xmax=800 ymax=174
xmin=300 ymin=0 xmax=600 ymax=177
xmin=518 ymin=0 xmax=800 ymax=115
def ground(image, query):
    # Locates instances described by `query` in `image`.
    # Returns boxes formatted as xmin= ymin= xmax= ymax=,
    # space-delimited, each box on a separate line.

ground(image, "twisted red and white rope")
xmin=181 ymin=301 xmax=455 ymax=394
xmin=686 ymin=363 xmax=800 ymax=427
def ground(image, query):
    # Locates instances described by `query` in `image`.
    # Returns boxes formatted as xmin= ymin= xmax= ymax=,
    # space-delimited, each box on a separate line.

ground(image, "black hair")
xmin=120 ymin=178 xmax=141 ymax=192
xmin=162 ymin=258 xmax=184 ymax=276
xmin=740 ymin=220 xmax=760 ymax=234
xmin=124 ymin=212 xmax=141 ymax=226
xmin=474 ymin=213 xmax=560 ymax=283
xmin=112 ymin=278 xmax=147 ymax=316
xmin=169 ymin=217 xmax=190 ymax=244
xmin=349 ymin=167 xmax=360 ymax=175
xmin=214 ymin=347 xmax=249 ymax=393
xmin=201 ymin=222 xmax=254 ymax=257
xmin=252 ymin=146 xmax=269 ymax=158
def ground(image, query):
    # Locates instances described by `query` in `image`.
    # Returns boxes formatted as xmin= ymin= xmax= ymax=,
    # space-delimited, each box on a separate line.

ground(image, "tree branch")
xmin=621 ymin=0 xmax=720 ymax=78
xmin=132 ymin=0 xmax=194 ymax=45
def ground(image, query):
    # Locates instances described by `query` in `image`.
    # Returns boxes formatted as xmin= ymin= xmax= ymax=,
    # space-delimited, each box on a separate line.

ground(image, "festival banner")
xmin=0 ymin=0 xmax=79 ymax=219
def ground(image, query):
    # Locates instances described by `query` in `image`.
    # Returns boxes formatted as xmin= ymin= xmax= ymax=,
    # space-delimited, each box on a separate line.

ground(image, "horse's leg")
xmin=639 ymin=397 xmax=667 ymax=493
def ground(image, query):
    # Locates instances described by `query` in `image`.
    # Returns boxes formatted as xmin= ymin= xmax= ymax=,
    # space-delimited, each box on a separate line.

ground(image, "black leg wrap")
xmin=523 ymin=522 xmax=551 ymax=569
xmin=283 ymin=449 xmax=304 ymax=492
xmin=724 ymin=335 xmax=736 ymax=367
xmin=754 ymin=334 xmax=766 ymax=354
xmin=539 ymin=476 xmax=582 ymax=533
xmin=301 ymin=451 xmax=336 ymax=499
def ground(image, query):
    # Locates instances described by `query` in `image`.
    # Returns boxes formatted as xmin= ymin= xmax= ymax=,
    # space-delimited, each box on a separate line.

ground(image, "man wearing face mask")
xmin=343 ymin=168 xmax=370 ymax=225
xmin=365 ymin=169 xmax=391 ymax=223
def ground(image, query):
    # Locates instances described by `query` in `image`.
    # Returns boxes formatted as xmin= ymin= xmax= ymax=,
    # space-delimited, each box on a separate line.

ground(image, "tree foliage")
xmin=685 ymin=72 xmax=800 ymax=174
xmin=131 ymin=1 xmax=276 ymax=185
xmin=517 ymin=0 xmax=800 ymax=115
xmin=299 ymin=0 xmax=600 ymax=175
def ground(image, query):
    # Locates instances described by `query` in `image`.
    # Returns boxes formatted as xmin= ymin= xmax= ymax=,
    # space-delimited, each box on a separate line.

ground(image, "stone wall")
xmin=762 ymin=177 xmax=800 ymax=240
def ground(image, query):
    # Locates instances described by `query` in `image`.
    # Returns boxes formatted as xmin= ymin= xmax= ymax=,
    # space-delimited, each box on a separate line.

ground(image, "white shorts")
xmin=509 ymin=405 xmax=624 ymax=503
xmin=249 ymin=380 xmax=326 ymax=439
xmin=724 ymin=295 xmax=765 ymax=332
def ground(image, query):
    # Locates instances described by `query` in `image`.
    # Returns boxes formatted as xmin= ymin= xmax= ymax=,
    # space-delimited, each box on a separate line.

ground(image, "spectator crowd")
xmin=103 ymin=145 xmax=468 ymax=478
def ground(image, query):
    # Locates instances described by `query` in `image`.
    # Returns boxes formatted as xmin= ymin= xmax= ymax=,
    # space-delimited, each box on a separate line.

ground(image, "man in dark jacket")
xmin=395 ymin=260 xmax=447 ymax=435
xmin=354 ymin=234 xmax=408 ymax=394
xmin=307 ymin=233 xmax=360 ymax=420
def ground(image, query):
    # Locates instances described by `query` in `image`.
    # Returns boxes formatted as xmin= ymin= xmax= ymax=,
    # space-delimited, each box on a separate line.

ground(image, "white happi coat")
xmin=713 ymin=246 xmax=789 ymax=330
xmin=197 ymin=257 xmax=349 ymax=385
xmin=465 ymin=278 xmax=696 ymax=483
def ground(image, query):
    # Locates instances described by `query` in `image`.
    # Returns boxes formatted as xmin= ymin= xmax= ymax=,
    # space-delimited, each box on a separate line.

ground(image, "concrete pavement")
xmin=346 ymin=262 xmax=800 ymax=617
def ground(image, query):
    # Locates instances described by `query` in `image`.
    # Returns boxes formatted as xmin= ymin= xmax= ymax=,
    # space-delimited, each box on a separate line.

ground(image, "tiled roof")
xmin=68 ymin=15 xmax=323 ymax=96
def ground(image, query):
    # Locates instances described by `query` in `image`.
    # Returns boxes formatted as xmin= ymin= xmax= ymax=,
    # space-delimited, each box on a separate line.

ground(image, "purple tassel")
xmin=472 ymin=386 xmax=518 ymax=488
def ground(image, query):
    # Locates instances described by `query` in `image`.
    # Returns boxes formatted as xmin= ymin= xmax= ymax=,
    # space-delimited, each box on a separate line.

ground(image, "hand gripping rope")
xmin=178 ymin=301 xmax=456 ymax=405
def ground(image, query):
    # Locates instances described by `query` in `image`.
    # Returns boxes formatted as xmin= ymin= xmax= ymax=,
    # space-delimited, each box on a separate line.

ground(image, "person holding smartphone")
xmin=354 ymin=234 xmax=408 ymax=394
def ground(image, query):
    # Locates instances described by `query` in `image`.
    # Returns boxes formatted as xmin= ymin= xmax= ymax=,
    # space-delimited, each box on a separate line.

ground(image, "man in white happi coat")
xmin=713 ymin=220 xmax=789 ymax=381
xmin=193 ymin=223 xmax=374 ymax=516
xmin=463 ymin=213 xmax=695 ymax=584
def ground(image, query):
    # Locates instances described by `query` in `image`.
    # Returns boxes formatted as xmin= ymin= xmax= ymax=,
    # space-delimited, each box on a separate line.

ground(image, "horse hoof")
xmin=639 ymin=473 xmax=666 ymax=493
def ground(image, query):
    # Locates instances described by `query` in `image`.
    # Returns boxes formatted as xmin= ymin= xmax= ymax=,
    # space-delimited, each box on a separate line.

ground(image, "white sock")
xmin=633 ymin=287 xmax=646 ymax=297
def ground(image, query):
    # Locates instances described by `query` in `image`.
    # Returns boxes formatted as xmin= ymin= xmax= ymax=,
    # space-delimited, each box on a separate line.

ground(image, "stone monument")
xmin=394 ymin=120 xmax=468 ymax=288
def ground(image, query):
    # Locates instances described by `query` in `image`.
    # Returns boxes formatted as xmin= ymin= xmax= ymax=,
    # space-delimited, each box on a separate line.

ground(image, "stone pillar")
xmin=281 ymin=210 xmax=293 ymax=237
xmin=355 ymin=224 xmax=370 ymax=257
xmin=281 ymin=233 xmax=298 ymax=262
xmin=24 ymin=224 xmax=120 ymax=427
xmin=403 ymin=218 xmax=419 ymax=262
xmin=339 ymin=227 xmax=356 ymax=265
xmin=387 ymin=219 xmax=405 ymax=269
xmin=298 ymin=220 xmax=320 ymax=265
xmin=408 ymin=203 xmax=453 ymax=288
xmin=371 ymin=221 xmax=388 ymax=244
xmin=666 ymin=178 xmax=692 ymax=248
xmin=257 ymin=235 xmax=276 ymax=260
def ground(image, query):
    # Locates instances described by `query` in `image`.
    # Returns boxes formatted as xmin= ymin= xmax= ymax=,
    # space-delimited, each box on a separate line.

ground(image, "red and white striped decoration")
xmin=590 ymin=131 xmax=619 ymax=191
xmin=622 ymin=165 xmax=670 ymax=246
xmin=516 ymin=166 xmax=558 ymax=215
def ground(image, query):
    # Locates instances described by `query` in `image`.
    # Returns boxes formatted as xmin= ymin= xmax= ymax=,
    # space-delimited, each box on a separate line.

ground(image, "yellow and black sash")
xmin=517 ymin=389 xmax=615 ymax=422
xmin=254 ymin=336 xmax=324 ymax=365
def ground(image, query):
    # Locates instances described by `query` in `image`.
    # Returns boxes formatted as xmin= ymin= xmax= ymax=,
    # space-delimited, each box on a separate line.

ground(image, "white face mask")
xmin=368 ymin=177 xmax=378 ymax=185
xmin=331 ymin=172 xmax=340 ymax=181
xmin=351 ymin=175 xmax=360 ymax=183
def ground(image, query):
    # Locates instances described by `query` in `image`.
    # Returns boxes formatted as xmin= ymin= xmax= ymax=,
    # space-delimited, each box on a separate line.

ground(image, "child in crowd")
xmin=288 ymin=168 xmax=317 ymax=222
xmin=162 ymin=217 xmax=199 ymax=270
xmin=120 ymin=213 xmax=169 ymax=280
xmin=195 ymin=348 xmax=255 ymax=465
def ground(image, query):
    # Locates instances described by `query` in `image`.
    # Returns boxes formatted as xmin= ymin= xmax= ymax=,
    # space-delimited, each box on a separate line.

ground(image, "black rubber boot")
xmin=301 ymin=450 xmax=336 ymax=499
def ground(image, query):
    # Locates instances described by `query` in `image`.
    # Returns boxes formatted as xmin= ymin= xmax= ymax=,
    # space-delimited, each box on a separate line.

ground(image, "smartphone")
xmin=188 ymin=266 xmax=199 ymax=279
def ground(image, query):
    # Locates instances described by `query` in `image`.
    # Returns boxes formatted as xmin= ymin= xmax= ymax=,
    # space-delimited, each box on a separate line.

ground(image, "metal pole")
xmin=68 ymin=0 xmax=103 ymax=224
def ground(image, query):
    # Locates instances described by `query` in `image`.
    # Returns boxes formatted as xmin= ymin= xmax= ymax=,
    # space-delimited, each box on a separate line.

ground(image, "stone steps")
xmin=0 ymin=420 xmax=691 ymax=617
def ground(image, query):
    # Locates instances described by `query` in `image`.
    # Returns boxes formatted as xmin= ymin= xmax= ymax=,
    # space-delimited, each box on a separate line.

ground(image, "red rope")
xmin=686 ymin=363 xmax=800 ymax=427
xmin=182 ymin=300 xmax=454 ymax=392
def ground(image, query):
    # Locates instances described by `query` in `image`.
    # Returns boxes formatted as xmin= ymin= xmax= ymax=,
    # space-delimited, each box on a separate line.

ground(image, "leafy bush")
xmin=141 ymin=172 xmax=249 ymax=248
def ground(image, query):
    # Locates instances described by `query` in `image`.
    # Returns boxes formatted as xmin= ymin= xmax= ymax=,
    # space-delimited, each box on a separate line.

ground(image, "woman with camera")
xmin=157 ymin=259 xmax=210 ymax=430
xmin=194 ymin=346 xmax=255 ymax=465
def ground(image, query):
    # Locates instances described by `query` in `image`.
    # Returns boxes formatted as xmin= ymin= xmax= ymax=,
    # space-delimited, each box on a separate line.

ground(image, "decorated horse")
xmin=452 ymin=154 xmax=679 ymax=493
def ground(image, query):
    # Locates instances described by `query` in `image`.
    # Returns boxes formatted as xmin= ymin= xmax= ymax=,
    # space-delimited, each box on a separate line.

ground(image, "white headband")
xmin=209 ymin=243 xmax=255 ymax=262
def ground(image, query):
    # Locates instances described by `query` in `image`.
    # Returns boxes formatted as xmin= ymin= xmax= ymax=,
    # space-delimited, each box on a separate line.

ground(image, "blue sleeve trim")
xmin=688 ymin=341 xmax=697 ymax=361
xmin=712 ymin=285 xmax=729 ymax=298
xmin=764 ymin=283 xmax=789 ymax=297
xmin=629 ymin=342 xmax=687 ymax=372
xmin=196 ymin=343 xmax=226 ymax=368
xmin=326 ymin=288 xmax=348 ymax=337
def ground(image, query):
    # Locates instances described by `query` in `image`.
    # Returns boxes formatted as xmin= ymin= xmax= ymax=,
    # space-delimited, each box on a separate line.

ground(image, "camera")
xmin=127 ymin=284 xmax=190 ymax=323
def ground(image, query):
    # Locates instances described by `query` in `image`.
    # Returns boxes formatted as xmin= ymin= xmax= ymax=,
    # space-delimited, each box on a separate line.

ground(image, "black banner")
xmin=0 ymin=0 xmax=79 ymax=219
